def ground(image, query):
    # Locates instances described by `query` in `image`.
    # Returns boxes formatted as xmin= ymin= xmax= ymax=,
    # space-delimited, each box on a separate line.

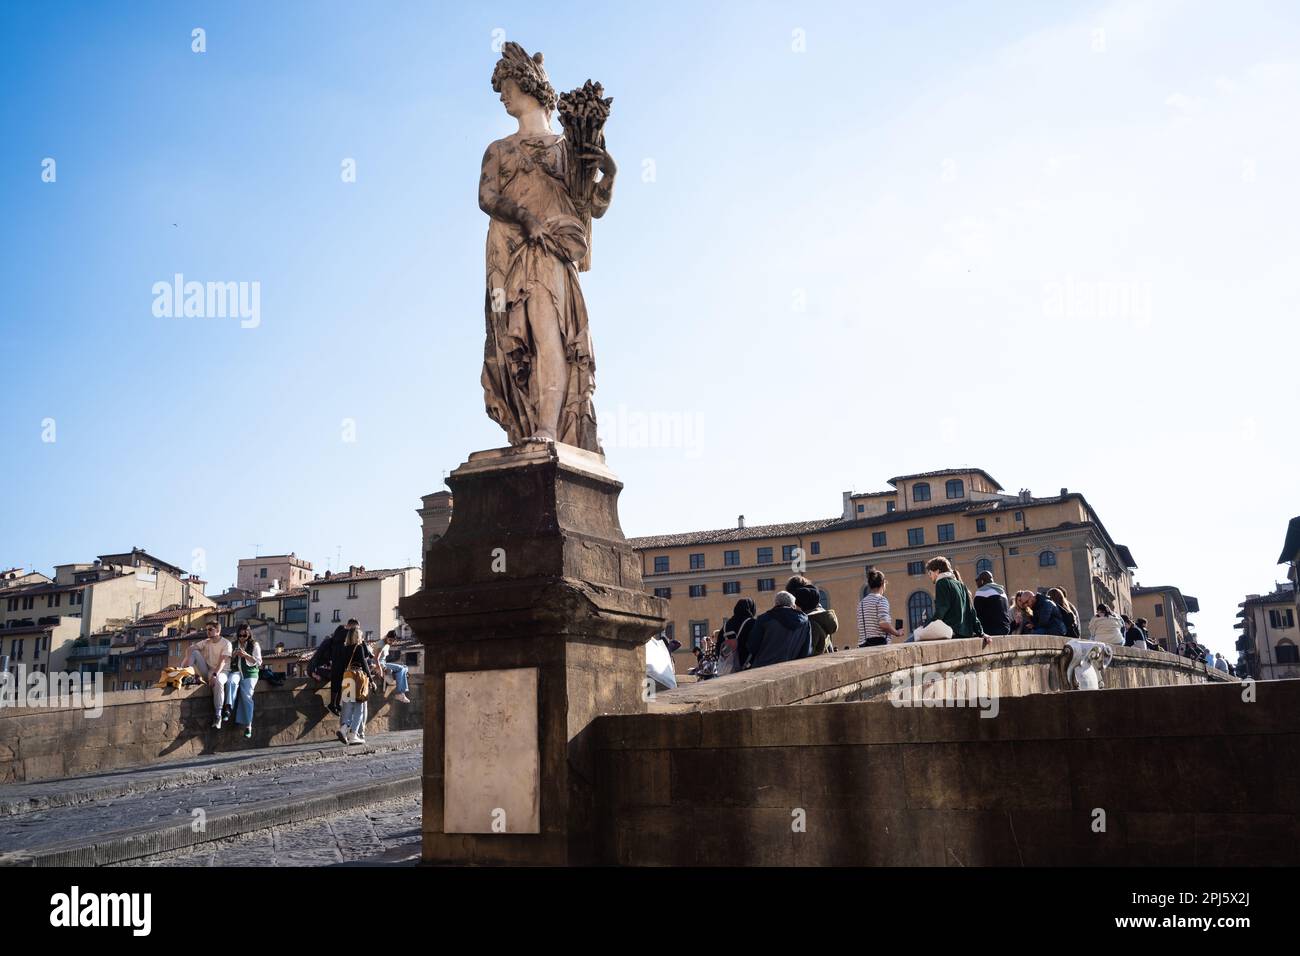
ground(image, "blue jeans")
xmin=382 ymin=662 xmax=409 ymax=695
xmin=235 ymin=674 xmax=257 ymax=725
xmin=224 ymin=671 xmax=242 ymax=710
xmin=341 ymin=699 xmax=367 ymax=736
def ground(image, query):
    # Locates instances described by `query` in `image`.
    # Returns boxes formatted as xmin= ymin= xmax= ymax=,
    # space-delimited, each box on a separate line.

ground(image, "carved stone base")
xmin=399 ymin=442 xmax=666 ymax=865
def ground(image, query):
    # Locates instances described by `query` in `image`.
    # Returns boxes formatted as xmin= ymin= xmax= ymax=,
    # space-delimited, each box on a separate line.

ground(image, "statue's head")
xmin=491 ymin=42 xmax=556 ymax=117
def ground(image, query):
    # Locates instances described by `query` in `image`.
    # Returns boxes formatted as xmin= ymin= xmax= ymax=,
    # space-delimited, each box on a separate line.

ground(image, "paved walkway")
xmin=0 ymin=731 xmax=422 ymax=866
xmin=111 ymin=794 xmax=423 ymax=867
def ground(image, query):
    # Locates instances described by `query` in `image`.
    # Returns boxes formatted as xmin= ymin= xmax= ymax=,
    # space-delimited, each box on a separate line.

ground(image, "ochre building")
xmin=628 ymin=468 xmax=1139 ymax=652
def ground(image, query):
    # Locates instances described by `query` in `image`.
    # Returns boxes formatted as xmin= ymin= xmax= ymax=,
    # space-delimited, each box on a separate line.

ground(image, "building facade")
xmin=1236 ymin=584 xmax=1299 ymax=680
xmin=1130 ymin=585 xmax=1199 ymax=652
xmin=1 ymin=550 xmax=215 ymax=677
xmin=305 ymin=566 xmax=421 ymax=647
xmin=236 ymin=553 xmax=314 ymax=594
xmin=627 ymin=468 xmax=1138 ymax=654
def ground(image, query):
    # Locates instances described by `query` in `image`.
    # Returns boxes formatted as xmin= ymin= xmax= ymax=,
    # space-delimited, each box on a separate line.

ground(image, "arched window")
xmin=913 ymin=482 xmax=932 ymax=502
xmin=1039 ymin=550 xmax=1057 ymax=567
xmin=908 ymin=591 xmax=934 ymax=631
xmin=1277 ymin=640 xmax=1299 ymax=665
xmin=976 ymin=557 xmax=994 ymax=578
xmin=946 ymin=478 xmax=965 ymax=499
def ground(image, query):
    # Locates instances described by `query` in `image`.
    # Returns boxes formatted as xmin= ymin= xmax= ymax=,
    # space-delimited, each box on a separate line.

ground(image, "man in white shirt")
xmin=857 ymin=569 xmax=905 ymax=647
xmin=180 ymin=622 xmax=233 ymax=728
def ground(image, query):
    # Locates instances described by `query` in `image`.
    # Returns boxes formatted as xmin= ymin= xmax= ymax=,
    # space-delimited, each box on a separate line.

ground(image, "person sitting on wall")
xmin=1014 ymin=590 xmax=1067 ymax=637
xmin=740 ymin=591 xmax=812 ymax=670
xmin=307 ymin=624 xmax=348 ymax=715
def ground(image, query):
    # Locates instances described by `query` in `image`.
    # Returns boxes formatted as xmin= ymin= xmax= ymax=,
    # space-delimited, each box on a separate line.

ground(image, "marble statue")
xmin=1062 ymin=639 xmax=1114 ymax=690
xmin=479 ymin=43 xmax=617 ymax=452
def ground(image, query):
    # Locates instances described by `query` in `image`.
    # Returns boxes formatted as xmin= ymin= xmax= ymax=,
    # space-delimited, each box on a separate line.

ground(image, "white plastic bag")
xmin=645 ymin=638 xmax=677 ymax=690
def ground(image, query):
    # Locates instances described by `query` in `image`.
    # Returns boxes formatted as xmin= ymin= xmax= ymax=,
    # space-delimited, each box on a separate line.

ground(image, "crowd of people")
xmin=171 ymin=618 xmax=412 ymax=743
xmin=683 ymin=556 xmax=1236 ymax=677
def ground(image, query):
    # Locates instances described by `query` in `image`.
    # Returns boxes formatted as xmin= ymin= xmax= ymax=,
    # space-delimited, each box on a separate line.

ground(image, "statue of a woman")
xmin=479 ymin=43 xmax=616 ymax=452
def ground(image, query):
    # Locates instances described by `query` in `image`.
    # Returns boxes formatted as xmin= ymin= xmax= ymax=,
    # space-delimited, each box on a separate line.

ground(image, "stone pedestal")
xmin=399 ymin=442 xmax=666 ymax=865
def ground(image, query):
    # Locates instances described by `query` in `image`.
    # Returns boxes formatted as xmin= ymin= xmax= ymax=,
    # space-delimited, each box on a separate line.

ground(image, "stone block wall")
xmin=592 ymin=679 xmax=1300 ymax=865
xmin=0 ymin=675 xmax=424 ymax=784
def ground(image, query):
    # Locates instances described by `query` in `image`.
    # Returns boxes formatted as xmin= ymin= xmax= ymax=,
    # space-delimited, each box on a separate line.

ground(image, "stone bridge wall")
xmin=0 ymin=676 xmax=425 ymax=784
xmin=592 ymin=679 xmax=1299 ymax=866
xmin=652 ymin=637 xmax=1232 ymax=713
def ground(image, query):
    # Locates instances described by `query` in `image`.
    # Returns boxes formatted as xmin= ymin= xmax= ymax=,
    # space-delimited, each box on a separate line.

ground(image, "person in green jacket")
xmin=924 ymin=556 xmax=985 ymax=639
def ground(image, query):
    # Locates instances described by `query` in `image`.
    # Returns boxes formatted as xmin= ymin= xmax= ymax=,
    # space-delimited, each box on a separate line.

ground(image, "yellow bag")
xmin=342 ymin=645 xmax=370 ymax=702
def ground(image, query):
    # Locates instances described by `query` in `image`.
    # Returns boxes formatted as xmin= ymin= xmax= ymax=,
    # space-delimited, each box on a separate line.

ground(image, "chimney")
xmin=1060 ymin=487 xmax=1068 ymax=496
xmin=738 ymin=515 xmax=745 ymax=529
xmin=842 ymin=491 xmax=854 ymax=520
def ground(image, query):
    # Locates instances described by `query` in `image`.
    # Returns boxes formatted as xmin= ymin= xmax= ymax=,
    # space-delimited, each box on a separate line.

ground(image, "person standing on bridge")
xmin=857 ymin=569 xmax=904 ymax=646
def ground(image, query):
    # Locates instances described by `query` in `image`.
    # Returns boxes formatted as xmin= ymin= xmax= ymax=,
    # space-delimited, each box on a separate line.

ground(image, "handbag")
xmin=342 ymin=644 xmax=370 ymax=703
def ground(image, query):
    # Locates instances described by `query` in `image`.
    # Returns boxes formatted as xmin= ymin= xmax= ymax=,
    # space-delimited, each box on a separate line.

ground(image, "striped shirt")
xmin=857 ymin=592 xmax=891 ymax=646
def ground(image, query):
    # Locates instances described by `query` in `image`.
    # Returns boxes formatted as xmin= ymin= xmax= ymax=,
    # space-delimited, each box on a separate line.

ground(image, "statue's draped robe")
xmin=481 ymin=133 xmax=607 ymax=451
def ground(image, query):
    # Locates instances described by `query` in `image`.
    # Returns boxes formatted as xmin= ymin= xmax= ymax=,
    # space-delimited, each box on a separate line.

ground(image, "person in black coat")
xmin=307 ymin=624 xmax=349 ymax=714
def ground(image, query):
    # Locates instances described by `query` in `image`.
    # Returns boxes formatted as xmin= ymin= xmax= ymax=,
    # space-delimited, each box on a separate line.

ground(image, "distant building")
xmin=1279 ymin=516 xmax=1300 ymax=615
xmin=1 ymin=549 xmax=216 ymax=677
xmin=627 ymin=468 xmax=1138 ymax=653
xmin=1131 ymin=585 xmax=1199 ymax=651
xmin=305 ymin=565 xmax=421 ymax=647
xmin=1236 ymin=583 xmax=1299 ymax=680
xmin=255 ymin=588 xmax=310 ymax=650
xmin=237 ymin=553 xmax=313 ymax=594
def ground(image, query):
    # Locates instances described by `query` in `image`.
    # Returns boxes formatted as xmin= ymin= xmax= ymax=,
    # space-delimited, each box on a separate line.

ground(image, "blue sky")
xmin=2 ymin=0 xmax=1297 ymax=658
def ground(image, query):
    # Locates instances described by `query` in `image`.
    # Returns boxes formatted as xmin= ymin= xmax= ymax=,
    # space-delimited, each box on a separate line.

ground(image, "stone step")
xmin=0 ymin=732 xmax=423 ymax=867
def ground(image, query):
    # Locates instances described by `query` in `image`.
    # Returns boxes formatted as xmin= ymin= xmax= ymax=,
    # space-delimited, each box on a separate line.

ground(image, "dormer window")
xmin=913 ymin=482 xmax=931 ymax=502
xmin=946 ymin=479 xmax=965 ymax=499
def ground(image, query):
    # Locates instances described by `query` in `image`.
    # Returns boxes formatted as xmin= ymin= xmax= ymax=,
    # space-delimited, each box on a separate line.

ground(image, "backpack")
xmin=342 ymin=644 xmax=370 ymax=703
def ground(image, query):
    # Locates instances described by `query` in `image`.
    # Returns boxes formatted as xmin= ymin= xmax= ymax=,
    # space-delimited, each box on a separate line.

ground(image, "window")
xmin=260 ymin=568 xmax=268 ymax=578
xmin=653 ymin=556 xmax=669 ymax=574
xmin=689 ymin=585 xmax=707 ymax=598
xmin=689 ymin=621 xmax=709 ymax=648
xmin=1276 ymin=640 xmax=1299 ymax=664
xmin=21 ymin=597 xmax=33 ymax=610
xmin=975 ymin=518 xmax=987 ymax=533
xmin=689 ymin=553 xmax=705 ymax=570
xmin=1269 ymin=608 xmax=1296 ymax=629
xmin=331 ymin=610 xmax=341 ymax=622
xmin=312 ymin=589 xmax=320 ymax=602
xmin=1009 ymin=547 xmax=1020 ymax=556
xmin=73 ymin=590 xmax=83 ymax=605
xmin=757 ymin=578 xmax=776 ymax=592
xmin=818 ymin=588 xmax=831 ymax=609
xmin=723 ymin=581 xmax=741 ymax=595
xmin=1154 ymin=603 xmax=1164 ymax=618
xmin=908 ymin=561 xmax=924 ymax=575
xmin=976 ymin=558 xmax=994 ymax=578
xmin=347 ymin=583 xmax=358 ymax=599
xmin=810 ymin=541 xmax=821 ymax=556
xmin=946 ymin=479 xmax=965 ymax=499
xmin=872 ymin=531 xmax=887 ymax=548
xmin=782 ymin=545 xmax=798 ymax=562
xmin=886 ymin=501 xmax=896 ymax=513
xmin=664 ymin=623 xmax=675 ymax=643
xmin=757 ymin=547 xmax=773 ymax=565
xmin=913 ymin=482 xmax=931 ymax=502
xmin=12 ymin=639 xmax=23 ymax=660
xmin=938 ymin=523 xmax=955 ymax=543
xmin=857 ymin=504 xmax=865 ymax=513
xmin=1039 ymin=550 xmax=1057 ymax=567
xmin=48 ymin=593 xmax=61 ymax=608
xmin=724 ymin=550 xmax=740 ymax=567
xmin=907 ymin=528 xmax=924 ymax=547
xmin=1014 ymin=511 xmax=1023 ymax=522
xmin=653 ymin=587 xmax=672 ymax=599
xmin=907 ymin=592 xmax=934 ymax=631
xmin=314 ymin=612 xmax=321 ymax=623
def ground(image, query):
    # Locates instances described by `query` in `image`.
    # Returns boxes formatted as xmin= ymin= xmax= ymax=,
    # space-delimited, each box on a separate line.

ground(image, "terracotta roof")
xmin=886 ymin=468 xmax=1003 ymax=491
xmin=129 ymin=606 xmax=212 ymax=626
xmin=630 ymin=494 xmax=1073 ymax=551
xmin=310 ymin=568 xmax=415 ymax=585
xmin=1240 ymin=586 xmax=1297 ymax=607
